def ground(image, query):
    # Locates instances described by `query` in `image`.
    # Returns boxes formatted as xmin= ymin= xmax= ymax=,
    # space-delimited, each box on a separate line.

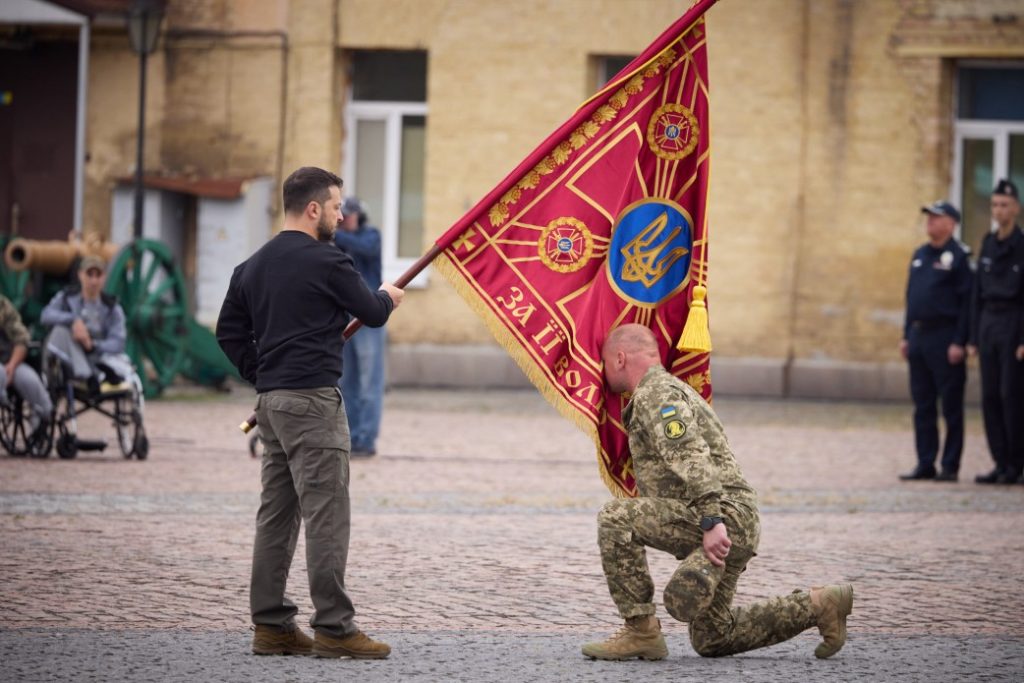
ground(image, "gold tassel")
xmin=677 ymin=284 xmax=712 ymax=352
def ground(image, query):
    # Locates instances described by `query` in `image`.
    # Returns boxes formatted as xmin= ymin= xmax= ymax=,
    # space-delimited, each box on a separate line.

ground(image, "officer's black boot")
xmin=975 ymin=467 xmax=1003 ymax=484
xmin=899 ymin=465 xmax=936 ymax=481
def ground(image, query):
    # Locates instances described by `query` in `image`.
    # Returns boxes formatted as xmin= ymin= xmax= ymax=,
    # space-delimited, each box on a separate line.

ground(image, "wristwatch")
xmin=699 ymin=515 xmax=725 ymax=532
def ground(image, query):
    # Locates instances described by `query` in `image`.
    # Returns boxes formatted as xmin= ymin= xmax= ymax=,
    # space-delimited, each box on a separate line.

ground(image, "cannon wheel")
xmin=105 ymin=239 xmax=189 ymax=399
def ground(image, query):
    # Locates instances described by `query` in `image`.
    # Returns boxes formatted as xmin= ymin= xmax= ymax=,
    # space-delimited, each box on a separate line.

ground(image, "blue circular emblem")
xmin=557 ymin=236 xmax=573 ymax=253
xmin=665 ymin=125 xmax=680 ymax=140
xmin=606 ymin=199 xmax=693 ymax=306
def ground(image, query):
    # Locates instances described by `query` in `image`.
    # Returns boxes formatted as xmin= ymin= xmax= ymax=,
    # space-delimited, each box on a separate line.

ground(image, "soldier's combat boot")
xmin=312 ymin=630 xmax=391 ymax=659
xmin=810 ymin=584 xmax=853 ymax=659
xmin=581 ymin=615 xmax=668 ymax=661
xmin=251 ymin=625 xmax=314 ymax=656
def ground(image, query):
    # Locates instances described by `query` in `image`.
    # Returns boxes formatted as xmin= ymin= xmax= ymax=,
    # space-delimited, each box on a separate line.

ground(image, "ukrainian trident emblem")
xmin=606 ymin=199 xmax=693 ymax=306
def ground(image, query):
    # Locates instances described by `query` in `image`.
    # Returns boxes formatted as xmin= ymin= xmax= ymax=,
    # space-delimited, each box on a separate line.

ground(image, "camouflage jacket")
xmin=623 ymin=365 xmax=758 ymax=522
xmin=0 ymin=295 xmax=30 ymax=362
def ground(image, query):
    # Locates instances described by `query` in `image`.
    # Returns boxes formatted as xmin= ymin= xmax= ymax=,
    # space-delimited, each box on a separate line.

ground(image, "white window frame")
xmin=343 ymin=99 xmax=429 ymax=288
xmin=950 ymin=121 xmax=1024 ymax=236
xmin=950 ymin=61 xmax=1024 ymax=238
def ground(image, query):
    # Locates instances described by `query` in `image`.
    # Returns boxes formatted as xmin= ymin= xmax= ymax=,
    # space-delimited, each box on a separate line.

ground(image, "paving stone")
xmin=1 ymin=388 xmax=1022 ymax=681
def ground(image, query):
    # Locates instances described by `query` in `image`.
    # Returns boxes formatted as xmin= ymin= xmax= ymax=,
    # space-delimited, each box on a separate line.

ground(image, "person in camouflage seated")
xmin=0 ymin=295 xmax=53 ymax=439
xmin=582 ymin=323 xmax=853 ymax=661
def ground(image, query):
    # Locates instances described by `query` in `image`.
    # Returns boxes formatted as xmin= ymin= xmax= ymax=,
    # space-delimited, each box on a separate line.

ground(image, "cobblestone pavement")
xmin=2 ymin=388 xmax=1023 ymax=682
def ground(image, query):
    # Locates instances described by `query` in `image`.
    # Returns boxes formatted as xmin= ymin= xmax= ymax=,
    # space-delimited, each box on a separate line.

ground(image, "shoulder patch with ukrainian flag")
xmin=660 ymin=403 xmax=685 ymax=439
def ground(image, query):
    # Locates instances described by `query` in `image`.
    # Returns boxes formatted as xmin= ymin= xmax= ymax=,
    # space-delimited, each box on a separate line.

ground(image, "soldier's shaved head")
xmin=603 ymin=324 xmax=660 ymax=359
xmin=601 ymin=324 xmax=663 ymax=394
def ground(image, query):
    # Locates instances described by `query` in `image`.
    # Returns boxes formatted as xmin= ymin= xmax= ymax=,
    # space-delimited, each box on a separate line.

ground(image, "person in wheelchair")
xmin=0 ymin=294 xmax=53 ymax=440
xmin=40 ymin=255 xmax=132 ymax=396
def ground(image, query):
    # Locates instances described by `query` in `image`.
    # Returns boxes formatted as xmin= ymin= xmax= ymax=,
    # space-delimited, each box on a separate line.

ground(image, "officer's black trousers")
xmin=978 ymin=311 xmax=1024 ymax=476
xmin=907 ymin=325 xmax=965 ymax=473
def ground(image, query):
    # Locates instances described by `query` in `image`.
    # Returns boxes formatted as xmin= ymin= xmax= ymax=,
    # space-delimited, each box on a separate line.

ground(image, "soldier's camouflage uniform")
xmin=598 ymin=365 xmax=818 ymax=656
xmin=0 ymin=295 xmax=52 ymax=418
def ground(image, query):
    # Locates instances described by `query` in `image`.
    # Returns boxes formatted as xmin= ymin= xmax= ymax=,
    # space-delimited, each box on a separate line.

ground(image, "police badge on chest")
xmin=932 ymin=251 xmax=953 ymax=270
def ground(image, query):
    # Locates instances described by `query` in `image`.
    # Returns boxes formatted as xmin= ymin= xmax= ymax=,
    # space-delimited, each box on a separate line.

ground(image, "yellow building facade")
xmin=4 ymin=0 xmax=1024 ymax=396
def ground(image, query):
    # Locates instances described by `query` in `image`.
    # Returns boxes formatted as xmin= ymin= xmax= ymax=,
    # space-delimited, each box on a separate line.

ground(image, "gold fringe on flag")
xmin=676 ymin=284 xmax=712 ymax=353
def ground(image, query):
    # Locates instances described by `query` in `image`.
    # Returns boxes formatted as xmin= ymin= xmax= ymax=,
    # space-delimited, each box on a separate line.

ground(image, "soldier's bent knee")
xmin=596 ymin=499 xmax=631 ymax=528
xmin=663 ymin=551 xmax=722 ymax=622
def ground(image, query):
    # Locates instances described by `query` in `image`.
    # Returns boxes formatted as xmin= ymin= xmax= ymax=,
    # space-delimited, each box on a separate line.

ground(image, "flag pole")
xmin=238 ymin=243 xmax=445 ymax=434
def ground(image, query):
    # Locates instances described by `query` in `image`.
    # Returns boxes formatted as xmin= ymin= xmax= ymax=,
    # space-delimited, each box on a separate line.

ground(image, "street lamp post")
xmin=127 ymin=0 xmax=164 ymax=240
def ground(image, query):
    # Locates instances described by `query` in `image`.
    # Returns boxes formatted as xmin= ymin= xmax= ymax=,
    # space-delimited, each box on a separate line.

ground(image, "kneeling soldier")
xmin=582 ymin=324 xmax=853 ymax=661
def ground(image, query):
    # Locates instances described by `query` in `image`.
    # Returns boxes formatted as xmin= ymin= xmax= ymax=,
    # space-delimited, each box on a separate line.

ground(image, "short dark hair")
xmin=282 ymin=167 xmax=343 ymax=215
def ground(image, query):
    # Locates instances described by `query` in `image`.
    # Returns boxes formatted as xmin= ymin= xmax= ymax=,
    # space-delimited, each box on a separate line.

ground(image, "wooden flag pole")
xmin=239 ymin=243 xmax=445 ymax=434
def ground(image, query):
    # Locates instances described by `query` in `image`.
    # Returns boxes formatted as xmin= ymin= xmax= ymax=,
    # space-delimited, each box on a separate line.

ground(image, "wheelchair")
xmin=40 ymin=346 xmax=149 ymax=460
xmin=0 ymin=384 xmax=55 ymax=458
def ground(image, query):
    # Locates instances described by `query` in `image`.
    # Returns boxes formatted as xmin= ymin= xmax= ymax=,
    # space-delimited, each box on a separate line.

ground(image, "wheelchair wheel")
xmin=26 ymin=414 xmax=54 ymax=458
xmin=0 ymin=392 xmax=52 ymax=458
xmin=115 ymin=388 xmax=146 ymax=460
xmin=56 ymin=431 xmax=77 ymax=459
xmin=0 ymin=393 xmax=26 ymax=457
xmin=115 ymin=407 xmax=140 ymax=459
xmin=133 ymin=432 xmax=149 ymax=460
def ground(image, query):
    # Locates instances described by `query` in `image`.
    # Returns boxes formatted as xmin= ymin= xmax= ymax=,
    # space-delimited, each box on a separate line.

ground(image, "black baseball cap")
xmin=921 ymin=200 xmax=961 ymax=223
xmin=993 ymin=178 xmax=1020 ymax=199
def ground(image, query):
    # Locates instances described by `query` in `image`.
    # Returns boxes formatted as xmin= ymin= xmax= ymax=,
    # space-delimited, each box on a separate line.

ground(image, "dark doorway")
xmin=0 ymin=38 xmax=78 ymax=240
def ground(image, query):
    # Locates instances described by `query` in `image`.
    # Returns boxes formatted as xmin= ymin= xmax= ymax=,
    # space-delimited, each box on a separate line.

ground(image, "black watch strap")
xmin=699 ymin=515 xmax=725 ymax=531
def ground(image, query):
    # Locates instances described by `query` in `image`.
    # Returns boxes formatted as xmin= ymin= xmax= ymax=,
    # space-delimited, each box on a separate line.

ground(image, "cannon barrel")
xmin=4 ymin=238 xmax=119 ymax=276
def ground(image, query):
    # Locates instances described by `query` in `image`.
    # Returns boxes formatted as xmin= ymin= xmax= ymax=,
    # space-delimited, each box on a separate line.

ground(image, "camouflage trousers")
xmin=597 ymin=497 xmax=816 ymax=657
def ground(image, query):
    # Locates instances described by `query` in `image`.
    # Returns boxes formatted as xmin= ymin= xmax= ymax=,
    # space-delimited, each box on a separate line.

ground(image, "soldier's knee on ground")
xmin=663 ymin=550 xmax=723 ymax=623
xmin=688 ymin=620 xmax=728 ymax=657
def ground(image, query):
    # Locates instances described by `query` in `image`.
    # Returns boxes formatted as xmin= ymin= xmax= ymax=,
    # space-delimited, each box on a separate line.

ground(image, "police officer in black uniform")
xmin=968 ymin=179 xmax=1024 ymax=485
xmin=899 ymin=200 xmax=972 ymax=481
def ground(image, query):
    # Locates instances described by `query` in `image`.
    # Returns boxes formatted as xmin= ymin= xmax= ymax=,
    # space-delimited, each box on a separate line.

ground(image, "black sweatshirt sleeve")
xmin=330 ymin=251 xmax=394 ymax=327
xmin=216 ymin=265 xmax=259 ymax=385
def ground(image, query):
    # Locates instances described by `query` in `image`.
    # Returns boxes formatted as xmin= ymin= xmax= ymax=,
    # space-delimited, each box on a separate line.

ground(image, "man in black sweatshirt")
xmin=217 ymin=166 xmax=403 ymax=659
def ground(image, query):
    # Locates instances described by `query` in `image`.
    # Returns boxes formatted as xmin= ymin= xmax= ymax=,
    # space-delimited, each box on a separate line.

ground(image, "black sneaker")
xmin=96 ymin=362 xmax=124 ymax=385
xmin=934 ymin=470 xmax=958 ymax=482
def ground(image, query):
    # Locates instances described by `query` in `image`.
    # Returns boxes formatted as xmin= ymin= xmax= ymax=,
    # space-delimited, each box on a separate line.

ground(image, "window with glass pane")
xmin=952 ymin=63 xmax=1024 ymax=248
xmin=596 ymin=55 xmax=635 ymax=89
xmin=1010 ymin=133 xmax=1024 ymax=198
xmin=958 ymin=67 xmax=1024 ymax=121
xmin=345 ymin=49 xmax=429 ymax=285
xmin=960 ymin=138 xmax=994 ymax=249
xmin=398 ymin=115 xmax=425 ymax=259
xmin=352 ymin=51 xmax=427 ymax=102
xmin=354 ymin=119 xmax=386 ymax=233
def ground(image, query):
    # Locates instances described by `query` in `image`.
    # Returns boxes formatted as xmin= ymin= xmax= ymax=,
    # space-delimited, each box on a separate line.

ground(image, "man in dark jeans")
xmin=334 ymin=197 xmax=386 ymax=457
xmin=968 ymin=179 xmax=1024 ymax=485
xmin=898 ymin=200 xmax=972 ymax=482
xmin=217 ymin=167 xmax=404 ymax=658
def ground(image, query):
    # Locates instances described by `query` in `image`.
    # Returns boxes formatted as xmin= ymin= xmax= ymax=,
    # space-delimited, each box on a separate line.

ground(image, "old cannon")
xmin=1 ymin=234 xmax=236 ymax=398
